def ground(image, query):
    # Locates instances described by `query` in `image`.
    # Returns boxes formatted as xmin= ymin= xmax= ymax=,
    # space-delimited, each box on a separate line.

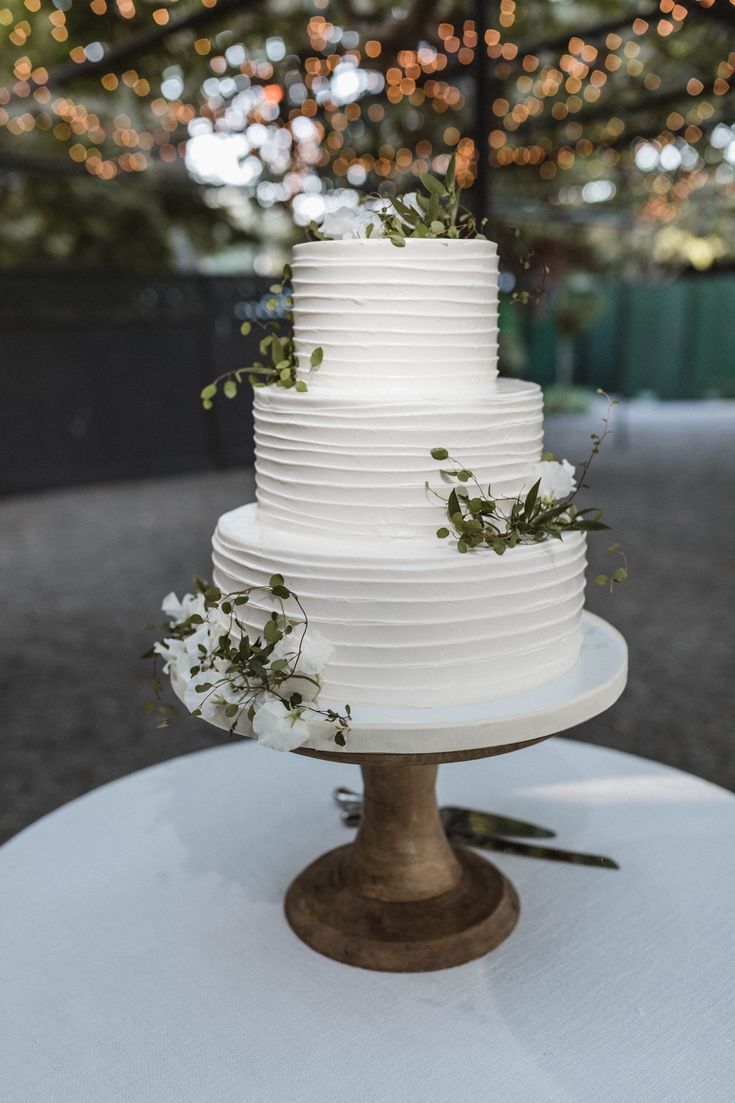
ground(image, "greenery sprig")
xmin=145 ymin=576 xmax=351 ymax=747
xmin=427 ymin=391 xmax=628 ymax=589
xmin=427 ymin=451 xmax=609 ymax=554
xmin=308 ymin=154 xmax=485 ymax=246
xmin=199 ymin=264 xmax=323 ymax=408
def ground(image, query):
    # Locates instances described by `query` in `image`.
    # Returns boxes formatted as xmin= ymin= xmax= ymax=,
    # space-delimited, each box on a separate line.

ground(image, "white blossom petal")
xmin=251 ymin=696 xmax=311 ymax=751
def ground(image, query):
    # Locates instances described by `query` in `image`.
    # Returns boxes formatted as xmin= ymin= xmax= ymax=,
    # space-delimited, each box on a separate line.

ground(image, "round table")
xmin=1 ymin=739 xmax=733 ymax=1103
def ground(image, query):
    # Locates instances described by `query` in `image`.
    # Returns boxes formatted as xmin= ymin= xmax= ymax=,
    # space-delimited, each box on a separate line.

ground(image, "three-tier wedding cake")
xmin=209 ymin=237 xmax=586 ymax=710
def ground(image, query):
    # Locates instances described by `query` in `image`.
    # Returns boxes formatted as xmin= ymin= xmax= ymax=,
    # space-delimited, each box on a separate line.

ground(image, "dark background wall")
xmin=0 ymin=272 xmax=270 ymax=495
xmin=3 ymin=270 xmax=735 ymax=495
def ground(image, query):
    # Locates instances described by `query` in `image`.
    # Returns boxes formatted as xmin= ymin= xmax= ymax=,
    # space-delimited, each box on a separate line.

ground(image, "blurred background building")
xmin=1 ymin=0 xmax=734 ymax=840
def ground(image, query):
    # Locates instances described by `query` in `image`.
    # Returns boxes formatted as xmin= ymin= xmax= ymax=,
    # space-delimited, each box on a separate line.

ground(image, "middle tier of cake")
xmin=212 ymin=504 xmax=587 ymax=709
xmin=254 ymin=377 xmax=543 ymax=538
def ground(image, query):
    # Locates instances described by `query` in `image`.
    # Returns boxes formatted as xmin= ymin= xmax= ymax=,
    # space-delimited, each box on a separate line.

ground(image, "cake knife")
xmin=333 ymin=789 xmax=619 ymax=870
xmin=333 ymin=787 xmax=556 ymax=839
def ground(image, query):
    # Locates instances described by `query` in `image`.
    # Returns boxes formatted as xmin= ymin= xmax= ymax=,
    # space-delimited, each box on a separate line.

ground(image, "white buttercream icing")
xmin=291 ymin=238 xmax=498 ymax=395
xmin=212 ymin=504 xmax=586 ymax=707
xmin=209 ymin=237 xmax=587 ymax=712
xmin=254 ymin=378 xmax=543 ymax=537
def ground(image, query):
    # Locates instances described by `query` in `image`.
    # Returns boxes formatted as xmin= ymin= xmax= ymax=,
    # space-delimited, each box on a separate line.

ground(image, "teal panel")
xmin=502 ymin=275 xmax=735 ymax=398
xmin=623 ymin=282 xmax=690 ymax=398
xmin=577 ymin=284 xmax=620 ymax=393
xmin=690 ymin=277 xmax=735 ymax=397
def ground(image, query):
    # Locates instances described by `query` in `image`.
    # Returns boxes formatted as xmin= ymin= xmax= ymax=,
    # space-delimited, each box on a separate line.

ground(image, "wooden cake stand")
xmin=178 ymin=612 xmax=627 ymax=973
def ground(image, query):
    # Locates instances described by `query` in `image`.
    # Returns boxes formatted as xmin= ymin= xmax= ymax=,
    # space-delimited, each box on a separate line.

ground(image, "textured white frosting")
xmin=212 ymin=505 xmax=586 ymax=708
xmin=209 ymin=237 xmax=588 ymax=713
xmin=291 ymin=238 xmax=498 ymax=396
xmin=254 ymin=378 xmax=543 ymax=537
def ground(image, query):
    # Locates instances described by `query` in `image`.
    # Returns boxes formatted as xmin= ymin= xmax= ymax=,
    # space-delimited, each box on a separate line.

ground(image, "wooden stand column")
xmin=285 ymin=761 xmax=519 ymax=972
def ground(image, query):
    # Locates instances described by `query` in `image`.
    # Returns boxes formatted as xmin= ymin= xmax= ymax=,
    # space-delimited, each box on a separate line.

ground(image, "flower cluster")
xmin=146 ymin=578 xmax=350 ymax=750
xmin=200 ymin=265 xmax=323 ymax=408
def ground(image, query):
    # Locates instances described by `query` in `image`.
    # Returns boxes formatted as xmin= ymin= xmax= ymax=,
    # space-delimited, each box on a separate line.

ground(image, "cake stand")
xmin=174 ymin=611 xmax=627 ymax=973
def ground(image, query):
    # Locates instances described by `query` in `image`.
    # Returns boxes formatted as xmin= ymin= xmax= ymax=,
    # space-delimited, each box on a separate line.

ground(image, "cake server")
xmin=333 ymin=789 xmax=618 ymax=869
xmin=332 ymin=787 xmax=556 ymax=839
xmin=445 ymin=831 xmax=619 ymax=870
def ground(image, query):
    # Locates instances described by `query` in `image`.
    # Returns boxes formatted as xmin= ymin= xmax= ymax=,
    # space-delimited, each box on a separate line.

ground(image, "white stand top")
xmin=174 ymin=611 xmax=628 ymax=755
xmin=1 ymin=739 xmax=733 ymax=1102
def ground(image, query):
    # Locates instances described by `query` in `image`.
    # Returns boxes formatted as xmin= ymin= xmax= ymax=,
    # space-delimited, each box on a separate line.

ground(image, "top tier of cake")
xmin=291 ymin=238 xmax=498 ymax=397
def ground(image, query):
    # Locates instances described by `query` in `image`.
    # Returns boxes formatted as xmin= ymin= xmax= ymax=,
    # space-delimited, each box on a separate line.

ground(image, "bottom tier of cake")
xmin=211 ymin=504 xmax=587 ymax=709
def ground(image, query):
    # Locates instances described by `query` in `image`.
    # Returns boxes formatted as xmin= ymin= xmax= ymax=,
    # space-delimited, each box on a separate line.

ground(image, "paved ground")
xmin=1 ymin=399 xmax=734 ymax=843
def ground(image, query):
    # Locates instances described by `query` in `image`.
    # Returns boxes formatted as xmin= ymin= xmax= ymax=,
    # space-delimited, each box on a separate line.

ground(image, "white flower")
xmin=161 ymin=591 xmax=207 ymax=627
xmin=251 ymin=695 xmax=311 ymax=752
xmin=320 ymin=204 xmax=382 ymax=240
xmin=271 ymin=628 xmax=334 ymax=678
xmin=530 ymin=459 xmax=577 ymax=501
xmin=269 ymin=628 xmax=334 ymax=701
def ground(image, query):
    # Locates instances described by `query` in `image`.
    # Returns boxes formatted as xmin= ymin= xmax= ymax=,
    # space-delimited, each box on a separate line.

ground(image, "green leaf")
xmin=295 ymin=380 xmax=308 ymax=392
xmin=431 ymin=447 xmax=449 ymax=460
xmin=264 ymin=619 xmax=281 ymax=644
xmin=310 ymin=346 xmax=323 ymax=368
xmin=269 ymin=573 xmax=284 ymax=588
xmin=523 ymin=479 xmax=541 ymax=518
xmin=240 ymin=321 xmax=252 ymax=336
xmin=446 ymin=153 xmax=456 ymax=191
xmin=389 ymin=234 xmax=406 ymax=247
xmin=200 ymin=383 xmax=217 ymax=400
xmin=223 ymin=380 xmax=237 ymax=399
xmin=594 ymin=574 xmax=608 ymax=586
xmin=420 ymin=171 xmax=444 ymax=196
xmin=272 ymin=585 xmax=291 ymax=599
xmin=612 ymin=567 xmax=628 ymax=583
xmin=447 ymin=488 xmax=462 ymax=521
xmin=436 ymin=527 xmax=450 ymax=538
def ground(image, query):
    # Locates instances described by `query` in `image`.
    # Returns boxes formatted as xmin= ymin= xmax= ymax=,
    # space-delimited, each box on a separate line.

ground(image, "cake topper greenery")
xmin=427 ymin=390 xmax=628 ymax=591
xmin=145 ymin=576 xmax=351 ymax=750
xmin=308 ymin=153 xmax=481 ymax=246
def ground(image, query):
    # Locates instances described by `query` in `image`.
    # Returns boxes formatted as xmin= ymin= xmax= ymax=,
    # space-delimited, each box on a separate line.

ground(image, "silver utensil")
xmin=333 ymin=788 xmax=619 ymax=870
xmin=333 ymin=787 xmax=556 ymax=839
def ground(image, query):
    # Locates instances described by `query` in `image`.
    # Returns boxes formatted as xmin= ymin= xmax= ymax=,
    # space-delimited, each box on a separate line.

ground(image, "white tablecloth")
xmin=1 ymin=738 xmax=733 ymax=1102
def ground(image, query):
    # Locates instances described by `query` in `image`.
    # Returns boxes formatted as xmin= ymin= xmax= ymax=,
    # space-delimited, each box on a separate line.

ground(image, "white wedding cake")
xmin=211 ymin=238 xmax=586 ymax=709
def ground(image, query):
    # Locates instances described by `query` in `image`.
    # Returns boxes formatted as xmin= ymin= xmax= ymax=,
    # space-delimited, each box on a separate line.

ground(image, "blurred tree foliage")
xmin=1 ymin=0 xmax=734 ymax=271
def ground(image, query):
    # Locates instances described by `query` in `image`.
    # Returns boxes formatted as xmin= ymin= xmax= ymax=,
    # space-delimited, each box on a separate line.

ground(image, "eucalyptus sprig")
xmin=145 ymin=576 xmax=351 ymax=747
xmin=199 ymin=264 xmax=323 ymax=408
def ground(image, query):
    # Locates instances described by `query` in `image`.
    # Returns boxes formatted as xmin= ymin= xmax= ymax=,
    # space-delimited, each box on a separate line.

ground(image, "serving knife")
xmin=333 ymin=787 xmax=556 ymax=840
xmin=332 ymin=788 xmax=619 ymax=870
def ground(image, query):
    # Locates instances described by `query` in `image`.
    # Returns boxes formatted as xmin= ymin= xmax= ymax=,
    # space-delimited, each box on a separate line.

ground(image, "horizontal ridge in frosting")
xmin=211 ymin=504 xmax=587 ymax=708
xmin=254 ymin=378 xmax=543 ymax=537
xmin=291 ymin=238 xmax=499 ymax=394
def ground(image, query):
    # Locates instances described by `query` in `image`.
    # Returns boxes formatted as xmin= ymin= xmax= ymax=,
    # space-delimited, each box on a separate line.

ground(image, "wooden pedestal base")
xmin=284 ymin=761 xmax=520 ymax=972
